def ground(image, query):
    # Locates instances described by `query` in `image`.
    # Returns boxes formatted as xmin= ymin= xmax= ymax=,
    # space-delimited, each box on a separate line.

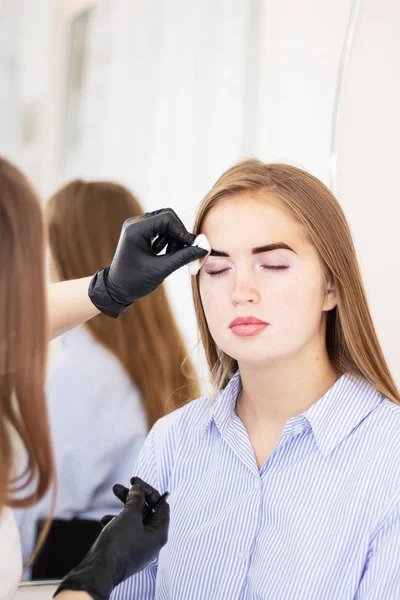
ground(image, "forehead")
xmin=201 ymin=193 xmax=306 ymax=250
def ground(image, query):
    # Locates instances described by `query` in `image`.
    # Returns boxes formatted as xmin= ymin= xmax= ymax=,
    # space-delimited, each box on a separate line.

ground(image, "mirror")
xmin=0 ymin=0 xmax=398 ymax=587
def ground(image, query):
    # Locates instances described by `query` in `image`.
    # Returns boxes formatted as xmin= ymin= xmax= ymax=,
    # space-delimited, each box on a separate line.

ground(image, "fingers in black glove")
xmin=124 ymin=210 xmax=208 ymax=267
xmin=54 ymin=480 xmax=170 ymax=600
xmin=130 ymin=476 xmax=162 ymax=507
xmin=130 ymin=476 xmax=170 ymax=521
xmin=152 ymin=236 xmax=183 ymax=256
xmin=100 ymin=515 xmax=114 ymax=527
xmin=156 ymin=243 xmax=208 ymax=276
xmin=99 ymin=483 xmax=129 ymax=526
xmin=89 ymin=207 xmax=207 ymax=318
xmin=151 ymin=236 xmax=168 ymax=254
xmin=133 ymin=208 xmax=195 ymax=246
xmin=100 ymin=477 xmax=161 ymax=527
xmin=113 ymin=482 xmax=129 ymax=504
xmin=149 ymin=208 xmax=193 ymax=255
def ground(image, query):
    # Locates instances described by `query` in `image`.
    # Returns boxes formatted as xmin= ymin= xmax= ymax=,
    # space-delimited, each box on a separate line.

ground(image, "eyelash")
xmin=206 ymin=266 xmax=289 ymax=276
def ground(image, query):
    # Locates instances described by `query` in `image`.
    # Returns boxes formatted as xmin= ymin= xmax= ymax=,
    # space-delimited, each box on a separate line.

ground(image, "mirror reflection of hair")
xmin=46 ymin=180 xmax=201 ymax=428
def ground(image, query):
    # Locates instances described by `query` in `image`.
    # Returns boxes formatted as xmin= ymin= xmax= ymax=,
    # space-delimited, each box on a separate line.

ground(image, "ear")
xmin=322 ymin=277 xmax=338 ymax=312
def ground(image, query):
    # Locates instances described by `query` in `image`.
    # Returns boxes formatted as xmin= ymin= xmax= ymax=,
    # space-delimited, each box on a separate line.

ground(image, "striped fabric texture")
xmin=112 ymin=371 xmax=400 ymax=599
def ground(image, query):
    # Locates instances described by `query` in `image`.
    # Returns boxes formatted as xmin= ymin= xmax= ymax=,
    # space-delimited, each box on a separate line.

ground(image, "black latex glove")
xmin=88 ymin=208 xmax=208 ymax=317
xmin=100 ymin=476 xmax=165 ymax=527
xmin=54 ymin=478 xmax=170 ymax=600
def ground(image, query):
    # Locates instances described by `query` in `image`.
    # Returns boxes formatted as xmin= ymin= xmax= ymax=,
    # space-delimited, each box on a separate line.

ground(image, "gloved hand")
xmin=89 ymin=208 xmax=208 ymax=317
xmin=100 ymin=476 xmax=166 ymax=526
xmin=54 ymin=478 xmax=170 ymax=600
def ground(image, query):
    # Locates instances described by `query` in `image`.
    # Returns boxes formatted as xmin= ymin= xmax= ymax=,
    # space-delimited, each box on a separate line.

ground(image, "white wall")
xmin=254 ymin=0 xmax=352 ymax=184
xmin=1 ymin=0 xmax=400 ymax=383
xmin=336 ymin=0 xmax=400 ymax=379
xmin=51 ymin=0 xmax=261 ymax=381
xmin=253 ymin=0 xmax=400 ymax=383
xmin=0 ymin=0 xmax=52 ymax=193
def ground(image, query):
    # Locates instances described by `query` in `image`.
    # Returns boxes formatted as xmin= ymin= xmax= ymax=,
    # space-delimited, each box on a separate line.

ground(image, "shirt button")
xmin=254 ymin=480 xmax=261 ymax=489
xmin=237 ymin=550 xmax=246 ymax=561
xmin=293 ymin=424 xmax=304 ymax=436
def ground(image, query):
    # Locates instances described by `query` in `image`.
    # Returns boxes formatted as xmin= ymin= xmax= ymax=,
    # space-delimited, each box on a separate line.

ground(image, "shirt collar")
xmin=203 ymin=371 xmax=242 ymax=437
xmin=206 ymin=370 xmax=384 ymax=457
xmin=304 ymin=372 xmax=384 ymax=456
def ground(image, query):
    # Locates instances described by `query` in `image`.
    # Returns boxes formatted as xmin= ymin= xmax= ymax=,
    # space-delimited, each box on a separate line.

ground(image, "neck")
xmin=237 ymin=340 xmax=339 ymax=429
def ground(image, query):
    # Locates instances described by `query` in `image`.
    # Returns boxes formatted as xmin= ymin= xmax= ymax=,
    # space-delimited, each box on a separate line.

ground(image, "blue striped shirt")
xmin=112 ymin=371 xmax=400 ymax=599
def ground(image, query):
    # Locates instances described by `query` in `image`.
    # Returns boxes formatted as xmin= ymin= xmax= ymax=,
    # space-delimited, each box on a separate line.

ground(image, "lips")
xmin=229 ymin=316 xmax=269 ymax=338
xmin=229 ymin=316 xmax=268 ymax=328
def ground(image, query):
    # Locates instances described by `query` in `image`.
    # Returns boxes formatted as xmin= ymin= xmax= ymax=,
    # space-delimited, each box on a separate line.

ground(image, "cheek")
xmin=199 ymin=280 xmax=231 ymax=333
xmin=267 ymin=275 xmax=326 ymax=329
xmin=200 ymin=282 xmax=223 ymax=316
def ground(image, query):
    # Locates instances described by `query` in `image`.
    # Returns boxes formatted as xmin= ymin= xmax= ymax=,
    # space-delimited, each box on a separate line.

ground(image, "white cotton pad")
xmin=188 ymin=234 xmax=211 ymax=275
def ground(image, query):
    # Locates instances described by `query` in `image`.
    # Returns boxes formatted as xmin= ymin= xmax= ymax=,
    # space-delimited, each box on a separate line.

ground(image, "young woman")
xmin=0 ymin=156 xmax=206 ymax=600
xmin=15 ymin=180 xmax=200 ymax=577
xmin=112 ymin=159 xmax=400 ymax=600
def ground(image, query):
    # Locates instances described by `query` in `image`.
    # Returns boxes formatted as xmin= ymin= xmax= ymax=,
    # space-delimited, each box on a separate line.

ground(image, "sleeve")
xmin=354 ymin=498 xmax=400 ymax=599
xmin=110 ymin=425 xmax=160 ymax=600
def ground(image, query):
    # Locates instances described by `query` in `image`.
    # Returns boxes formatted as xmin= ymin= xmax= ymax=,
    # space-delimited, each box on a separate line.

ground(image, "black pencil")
xmin=151 ymin=491 xmax=170 ymax=510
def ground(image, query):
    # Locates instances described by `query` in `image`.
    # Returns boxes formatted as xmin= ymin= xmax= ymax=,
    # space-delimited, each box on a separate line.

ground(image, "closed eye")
xmin=206 ymin=268 xmax=230 ymax=276
xmin=261 ymin=265 xmax=289 ymax=271
xmin=206 ymin=265 xmax=289 ymax=276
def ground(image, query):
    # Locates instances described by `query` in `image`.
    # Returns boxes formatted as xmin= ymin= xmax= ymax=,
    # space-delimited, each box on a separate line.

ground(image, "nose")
xmin=231 ymin=274 xmax=260 ymax=306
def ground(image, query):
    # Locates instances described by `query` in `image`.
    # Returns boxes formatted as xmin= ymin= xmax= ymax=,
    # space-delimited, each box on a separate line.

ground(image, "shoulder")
xmin=369 ymin=393 xmax=400 ymax=445
xmin=346 ymin=374 xmax=400 ymax=440
xmin=366 ymin=398 xmax=400 ymax=531
xmin=372 ymin=396 xmax=400 ymax=460
xmin=132 ymin=395 xmax=212 ymax=491
xmin=376 ymin=395 xmax=400 ymax=424
xmin=46 ymin=332 xmax=141 ymax=415
xmin=153 ymin=395 xmax=212 ymax=445
xmin=147 ymin=372 xmax=239 ymax=466
xmin=360 ymin=391 xmax=400 ymax=503
xmin=147 ymin=396 xmax=212 ymax=470
xmin=48 ymin=330 xmax=133 ymax=391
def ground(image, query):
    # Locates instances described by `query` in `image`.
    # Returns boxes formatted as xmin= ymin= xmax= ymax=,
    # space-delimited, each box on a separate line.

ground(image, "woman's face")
xmin=199 ymin=193 xmax=337 ymax=367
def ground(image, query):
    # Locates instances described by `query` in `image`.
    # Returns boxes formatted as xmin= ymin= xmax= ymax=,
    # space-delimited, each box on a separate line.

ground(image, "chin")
xmin=237 ymin=354 xmax=277 ymax=367
xmin=221 ymin=345 xmax=276 ymax=366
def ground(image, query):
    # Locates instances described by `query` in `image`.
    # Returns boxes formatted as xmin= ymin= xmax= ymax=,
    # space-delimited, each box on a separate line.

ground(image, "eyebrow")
xmin=209 ymin=243 xmax=297 ymax=257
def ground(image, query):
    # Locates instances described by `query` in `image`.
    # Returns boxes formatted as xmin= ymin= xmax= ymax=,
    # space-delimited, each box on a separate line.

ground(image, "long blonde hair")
xmin=191 ymin=159 xmax=400 ymax=405
xmin=47 ymin=180 xmax=200 ymax=428
xmin=0 ymin=157 xmax=54 ymax=509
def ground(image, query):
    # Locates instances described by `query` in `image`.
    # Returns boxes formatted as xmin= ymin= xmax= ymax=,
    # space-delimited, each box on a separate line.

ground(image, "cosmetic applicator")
xmin=188 ymin=234 xmax=211 ymax=275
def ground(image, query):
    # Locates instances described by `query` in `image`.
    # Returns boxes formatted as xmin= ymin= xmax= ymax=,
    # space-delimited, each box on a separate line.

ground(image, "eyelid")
xmin=262 ymin=265 xmax=289 ymax=270
xmin=205 ymin=266 xmax=231 ymax=274
xmin=204 ymin=257 xmax=233 ymax=269
xmin=256 ymin=255 xmax=290 ymax=266
xmin=206 ymin=271 xmax=228 ymax=277
xmin=206 ymin=255 xmax=232 ymax=262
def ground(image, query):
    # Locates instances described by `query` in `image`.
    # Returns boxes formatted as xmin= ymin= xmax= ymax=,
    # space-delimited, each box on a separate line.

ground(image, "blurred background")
xmin=1 ymin=0 xmax=400 ymax=378
xmin=2 ymin=0 xmax=400 ymax=585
